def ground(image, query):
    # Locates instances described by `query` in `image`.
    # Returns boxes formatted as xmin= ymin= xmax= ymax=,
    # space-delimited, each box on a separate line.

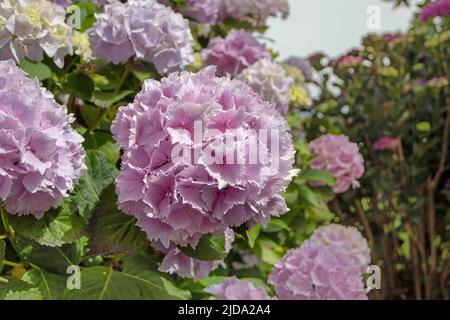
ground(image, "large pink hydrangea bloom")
xmin=309 ymin=224 xmax=371 ymax=272
xmin=201 ymin=30 xmax=270 ymax=77
xmin=269 ymin=240 xmax=368 ymax=300
xmin=0 ymin=60 xmax=85 ymax=218
xmin=309 ymin=134 xmax=364 ymax=194
xmin=205 ymin=276 xmax=271 ymax=300
xmin=112 ymin=66 xmax=297 ymax=248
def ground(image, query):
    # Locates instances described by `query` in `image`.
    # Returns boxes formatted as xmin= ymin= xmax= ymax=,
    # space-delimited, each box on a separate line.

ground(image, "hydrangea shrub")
xmin=0 ymin=0 xmax=447 ymax=301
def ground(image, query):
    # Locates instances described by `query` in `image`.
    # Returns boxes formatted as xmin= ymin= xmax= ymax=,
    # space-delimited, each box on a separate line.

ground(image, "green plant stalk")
xmin=0 ymin=205 xmax=27 ymax=266
xmin=2 ymin=260 xmax=23 ymax=268
xmin=85 ymin=62 xmax=132 ymax=135
xmin=0 ymin=205 xmax=13 ymax=238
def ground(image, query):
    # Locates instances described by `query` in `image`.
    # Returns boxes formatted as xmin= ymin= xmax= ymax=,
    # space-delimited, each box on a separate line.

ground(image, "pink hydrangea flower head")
xmin=205 ymin=276 xmax=271 ymax=300
xmin=309 ymin=224 xmax=371 ymax=272
xmin=309 ymin=134 xmax=364 ymax=194
xmin=156 ymin=228 xmax=235 ymax=279
xmin=236 ymin=59 xmax=294 ymax=116
xmin=112 ymin=66 xmax=297 ymax=248
xmin=372 ymin=136 xmax=399 ymax=151
xmin=0 ymin=60 xmax=86 ymax=218
xmin=88 ymin=0 xmax=194 ymax=75
xmin=201 ymin=30 xmax=270 ymax=77
xmin=219 ymin=0 xmax=289 ymax=26
xmin=419 ymin=0 xmax=450 ymax=23
xmin=269 ymin=241 xmax=368 ymax=300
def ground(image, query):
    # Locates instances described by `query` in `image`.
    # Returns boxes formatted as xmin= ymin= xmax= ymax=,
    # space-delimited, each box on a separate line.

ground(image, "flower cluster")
xmin=219 ymin=0 xmax=289 ymax=26
xmin=419 ymin=0 xmax=450 ymax=24
xmin=73 ymin=31 xmax=92 ymax=62
xmin=88 ymin=0 xmax=194 ymax=75
xmin=309 ymin=134 xmax=364 ymax=194
xmin=201 ymin=30 xmax=270 ymax=77
xmin=236 ymin=59 xmax=294 ymax=116
xmin=205 ymin=277 xmax=270 ymax=300
xmin=112 ymin=66 xmax=296 ymax=248
xmin=334 ymin=55 xmax=364 ymax=69
xmin=268 ymin=224 xmax=370 ymax=300
xmin=0 ymin=0 xmax=73 ymax=68
xmin=268 ymin=240 xmax=368 ymax=300
xmin=0 ymin=60 xmax=86 ymax=218
xmin=156 ymin=228 xmax=235 ymax=279
xmin=309 ymin=224 xmax=371 ymax=272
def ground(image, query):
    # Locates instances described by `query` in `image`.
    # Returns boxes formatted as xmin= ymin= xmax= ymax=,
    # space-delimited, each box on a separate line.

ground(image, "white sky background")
xmin=264 ymin=0 xmax=423 ymax=59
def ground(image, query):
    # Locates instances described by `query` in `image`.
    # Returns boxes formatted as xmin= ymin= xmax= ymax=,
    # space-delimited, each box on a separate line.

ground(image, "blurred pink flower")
xmin=269 ymin=240 xmax=368 ymax=300
xmin=419 ymin=0 xmax=450 ymax=23
xmin=309 ymin=224 xmax=371 ymax=273
xmin=309 ymin=134 xmax=364 ymax=194
xmin=372 ymin=136 xmax=399 ymax=151
xmin=335 ymin=55 xmax=364 ymax=69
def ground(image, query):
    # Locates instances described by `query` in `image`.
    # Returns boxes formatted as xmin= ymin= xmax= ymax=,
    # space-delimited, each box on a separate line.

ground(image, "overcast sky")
xmin=264 ymin=0 xmax=422 ymax=59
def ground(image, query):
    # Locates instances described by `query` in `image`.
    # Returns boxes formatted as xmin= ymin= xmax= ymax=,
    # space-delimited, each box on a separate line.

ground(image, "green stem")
xmin=85 ymin=62 xmax=132 ymax=135
xmin=0 ymin=234 xmax=7 ymax=240
xmin=2 ymin=260 xmax=23 ymax=269
xmin=0 ymin=205 xmax=27 ymax=265
xmin=0 ymin=205 xmax=13 ymax=238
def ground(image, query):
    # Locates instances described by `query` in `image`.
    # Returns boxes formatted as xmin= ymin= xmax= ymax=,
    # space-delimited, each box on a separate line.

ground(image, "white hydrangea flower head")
xmin=0 ymin=0 xmax=73 ymax=68
xmin=237 ymin=58 xmax=294 ymax=116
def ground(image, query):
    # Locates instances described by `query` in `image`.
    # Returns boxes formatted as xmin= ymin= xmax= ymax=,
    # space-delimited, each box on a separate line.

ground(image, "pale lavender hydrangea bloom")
xmin=201 ymin=30 xmax=270 ymax=77
xmin=88 ymin=0 xmax=194 ymax=75
xmin=205 ymin=277 xmax=271 ymax=300
xmin=50 ymin=0 xmax=115 ymax=7
xmin=309 ymin=134 xmax=364 ymax=194
xmin=283 ymin=56 xmax=314 ymax=81
xmin=309 ymin=224 xmax=371 ymax=273
xmin=156 ymin=228 xmax=235 ymax=279
xmin=237 ymin=59 xmax=294 ymax=116
xmin=0 ymin=60 xmax=86 ymax=218
xmin=0 ymin=0 xmax=73 ymax=68
xmin=219 ymin=0 xmax=289 ymax=26
xmin=269 ymin=240 xmax=368 ymax=300
xmin=183 ymin=0 xmax=221 ymax=24
xmin=50 ymin=0 xmax=72 ymax=6
xmin=112 ymin=66 xmax=297 ymax=248
xmin=161 ymin=0 xmax=221 ymax=24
